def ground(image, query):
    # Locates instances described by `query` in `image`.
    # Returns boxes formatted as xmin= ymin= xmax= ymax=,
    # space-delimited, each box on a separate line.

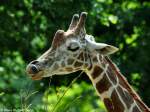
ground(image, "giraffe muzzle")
xmin=26 ymin=60 xmax=44 ymax=80
xmin=27 ymin=64 xmax=39 ymax=74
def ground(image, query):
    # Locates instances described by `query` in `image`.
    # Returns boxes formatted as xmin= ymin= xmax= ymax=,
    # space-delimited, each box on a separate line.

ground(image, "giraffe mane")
xmin=105 ymin=56 xmax=150 ymax=111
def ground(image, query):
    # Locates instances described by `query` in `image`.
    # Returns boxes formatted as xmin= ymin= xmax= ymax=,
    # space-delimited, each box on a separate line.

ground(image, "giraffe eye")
xmin=67 ymin=42 xmax=80 ymax=52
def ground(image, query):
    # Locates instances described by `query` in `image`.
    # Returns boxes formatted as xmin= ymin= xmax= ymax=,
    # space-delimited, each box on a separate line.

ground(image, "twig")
xmin=51 ymin=71 xmax=84 ymax=112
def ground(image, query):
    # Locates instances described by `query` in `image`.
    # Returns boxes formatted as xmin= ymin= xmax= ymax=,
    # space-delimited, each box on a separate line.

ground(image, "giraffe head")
xmin=26 ymin=12 xmax=118 ymax=80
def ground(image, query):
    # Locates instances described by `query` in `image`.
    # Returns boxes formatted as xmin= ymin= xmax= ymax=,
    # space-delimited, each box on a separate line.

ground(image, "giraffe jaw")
xmin=29 ymin=69 xmax=56 ymax=80
xmin=28 ymin=71 xmax=44 ymax=80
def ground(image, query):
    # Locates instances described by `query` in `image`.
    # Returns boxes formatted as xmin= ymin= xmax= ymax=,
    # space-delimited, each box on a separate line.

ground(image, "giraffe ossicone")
xmin=26 ymin=12 xmax=150 ymax=112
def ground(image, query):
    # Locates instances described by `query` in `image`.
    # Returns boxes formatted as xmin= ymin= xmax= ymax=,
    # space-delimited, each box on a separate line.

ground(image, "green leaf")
xmin=108 ymin=15 xmax=118 ymax=24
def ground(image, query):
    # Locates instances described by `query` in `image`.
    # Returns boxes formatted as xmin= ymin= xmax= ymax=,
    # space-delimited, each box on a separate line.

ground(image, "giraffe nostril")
xmin=30 ymin=60 xmax=39 ymax=64
xmin=30 ymin=65 xmax=39 ymax=74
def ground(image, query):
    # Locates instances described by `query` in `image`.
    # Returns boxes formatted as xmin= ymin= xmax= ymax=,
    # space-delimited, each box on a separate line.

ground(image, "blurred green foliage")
xmin=0 ymin=0 xmax=150 ymax=111
xmin=40 ymin=82 xmax=106 ymax=112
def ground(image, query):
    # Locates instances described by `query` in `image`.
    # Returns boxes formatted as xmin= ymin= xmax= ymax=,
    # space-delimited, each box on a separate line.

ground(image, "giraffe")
xmin=26 ymin=12 xmax=150 ymax=112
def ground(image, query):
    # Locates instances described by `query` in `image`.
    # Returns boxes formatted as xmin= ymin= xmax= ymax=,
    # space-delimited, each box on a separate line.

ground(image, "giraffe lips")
xmin=26 ymin=64 xmax=44 ymax=80
xmin=31 ymin=71 xmax=44 ymax=80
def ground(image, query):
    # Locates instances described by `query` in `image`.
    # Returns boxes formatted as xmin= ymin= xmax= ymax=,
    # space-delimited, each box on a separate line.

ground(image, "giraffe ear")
xmin=85 ymin=35 xmax=118 ymax=55
xmin=95 ymin=43 xmax=119 ymax=55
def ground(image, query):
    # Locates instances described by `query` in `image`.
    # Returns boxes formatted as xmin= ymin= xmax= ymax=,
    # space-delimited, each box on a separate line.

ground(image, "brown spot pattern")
xmin=84 ymin=51 xmax=88 ymax=60
xmin=91 ymin=65 xmax=103 ymax=79
xmin=99 ymin=55 xmax=103 ymax=62
xmin=133 ymin=106 xmax=141 ymax=112
xmin=61 ymin=61 xmax=65 ymax=67
xmin=104 ymin=98 xmax=114 ymax=112
xmin=118 ymin=75 xmax=128 ymax=88
xmin=96 ymin=74 xmax=111 ymax=94
xmin=136 ymin=101 xmax=146 ymax=112
xmin=117 ymin=86 xmax=134 ymax=109
xmin=74 ymin=61 xmax=83 ymax=67
xmin=92 ymin=56 xmax=97 ymax=62
xmin=102 ymin=56 xmax=150 ymax=112
xmin=65 ymin=67 xmax=73 ymax=72
xmin=107 ymin=66 xmax=117 ymax=85
xmin=78 ymin=52 xmax=84 ymax=60
xmin=53 ymin=63 xmax=59 ymax=70
xmin=67 ymin=58 xmax=74 ymax=65
xmin=111 ymin=90 xmax=125 ymax=112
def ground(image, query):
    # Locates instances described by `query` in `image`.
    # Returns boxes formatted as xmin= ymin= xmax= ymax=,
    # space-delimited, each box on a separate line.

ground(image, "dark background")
xmin=0 ymin=0 xmax=150 ymax=111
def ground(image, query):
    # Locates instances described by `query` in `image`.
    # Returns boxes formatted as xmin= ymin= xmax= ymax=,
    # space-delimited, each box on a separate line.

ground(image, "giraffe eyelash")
xmin=67 ymin=46 xmax=80 ymax=52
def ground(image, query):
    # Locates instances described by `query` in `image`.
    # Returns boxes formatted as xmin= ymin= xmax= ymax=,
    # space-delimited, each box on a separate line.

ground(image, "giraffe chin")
xmin=31 ymin=71 xmax=44 ymax=80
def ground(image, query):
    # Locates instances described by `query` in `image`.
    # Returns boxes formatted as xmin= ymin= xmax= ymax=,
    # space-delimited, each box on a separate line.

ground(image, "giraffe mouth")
xmin=26 ymin=63 xmax=44 ymax=80
xmin=31 ymin=71 xmax=44 ymax=80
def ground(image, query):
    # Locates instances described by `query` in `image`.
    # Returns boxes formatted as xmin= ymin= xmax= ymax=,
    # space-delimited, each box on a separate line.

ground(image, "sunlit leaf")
xmin=108 ymin=15 xmax=118 ymax=24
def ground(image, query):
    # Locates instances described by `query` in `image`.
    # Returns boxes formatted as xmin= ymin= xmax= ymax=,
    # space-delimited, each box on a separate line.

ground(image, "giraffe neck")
xmin=85 ymin=55 xmax=149 ymax=112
